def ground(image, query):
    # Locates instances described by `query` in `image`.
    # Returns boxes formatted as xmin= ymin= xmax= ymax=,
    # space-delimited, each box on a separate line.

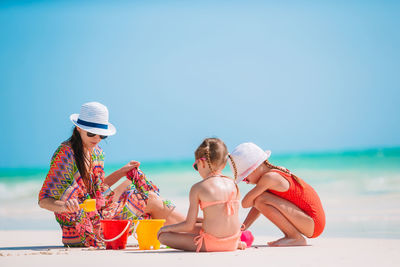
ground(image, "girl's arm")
xmin=242 ymin=207 xmax=261 ymax=230
xmin=158 ymin=185 xmax=200 ymax=236
xmin=104 ymin=160 xmax=140 ymax=187
xmin=242 ymin=174 xmax=276 ymax=208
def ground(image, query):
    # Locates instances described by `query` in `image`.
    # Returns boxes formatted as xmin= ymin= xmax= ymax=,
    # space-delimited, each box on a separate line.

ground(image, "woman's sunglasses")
xmin=87 ymin=132 xmax=108 ymax=140
xmin=193 ymin=158 xmax=206 ymax=171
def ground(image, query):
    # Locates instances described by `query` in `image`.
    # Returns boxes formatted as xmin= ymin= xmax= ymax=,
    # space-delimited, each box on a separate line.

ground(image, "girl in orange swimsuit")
xmin=157 ymin=138 xmax=247 ymax=252
xmin=229 ymin=142 xmax=325 ymax=247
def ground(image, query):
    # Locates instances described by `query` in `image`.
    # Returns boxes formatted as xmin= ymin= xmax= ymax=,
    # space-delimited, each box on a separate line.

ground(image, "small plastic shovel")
xmin=79 ymin=199 xmax=96 ymax=212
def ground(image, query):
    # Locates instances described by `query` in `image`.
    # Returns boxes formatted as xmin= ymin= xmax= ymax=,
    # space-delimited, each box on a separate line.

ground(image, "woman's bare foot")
xmin=237 ymin=241 xmax=247 ymax=250
xmin=268 ymin=235 xmax=307 ymax=247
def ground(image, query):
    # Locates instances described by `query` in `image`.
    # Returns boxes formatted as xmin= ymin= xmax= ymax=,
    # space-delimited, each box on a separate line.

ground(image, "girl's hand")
xmin=64 ymin=199 xmax=80 ymax=213
xmin=119 ymin=160 xmax=140 ymax=175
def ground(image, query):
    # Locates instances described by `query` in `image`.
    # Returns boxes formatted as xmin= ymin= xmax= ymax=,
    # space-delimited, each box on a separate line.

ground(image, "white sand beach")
xmin=1 ymin=230 xmax=399 ymax=267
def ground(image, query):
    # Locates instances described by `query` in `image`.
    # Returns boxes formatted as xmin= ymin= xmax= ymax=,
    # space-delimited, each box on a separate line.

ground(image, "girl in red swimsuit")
xmin=229 ymin=142 xmax=325 ymax=246
xmin=157 ymin=138 xmax=247 ymax=252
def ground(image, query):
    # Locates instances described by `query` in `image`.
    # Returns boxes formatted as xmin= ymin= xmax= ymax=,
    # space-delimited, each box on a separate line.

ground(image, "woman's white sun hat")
xmin=70 ymin=102 xmax=116 ymax=136
xmin=228 ymin=142 xmax=271 ymax=183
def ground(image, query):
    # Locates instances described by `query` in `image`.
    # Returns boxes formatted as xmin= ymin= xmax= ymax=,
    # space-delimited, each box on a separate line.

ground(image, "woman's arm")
xmin=104 ymin=160 xmax=140 ymax=187
xmin=39 ymin=198 xmax=80 ymax=213
xmin=158 ymin=185 xmax=200 ymax=236
xmin=104 ymin=169 xmax=125 ymax=187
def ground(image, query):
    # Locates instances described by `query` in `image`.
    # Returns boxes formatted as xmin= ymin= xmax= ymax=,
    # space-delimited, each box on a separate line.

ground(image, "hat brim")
xmin=235 ymin=150 xmax=271 ymax=183
xmin=70 ymin=114 xmax=116 ymax=136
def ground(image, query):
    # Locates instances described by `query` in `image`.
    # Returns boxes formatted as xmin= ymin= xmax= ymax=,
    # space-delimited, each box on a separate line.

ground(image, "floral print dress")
xmin=38 ymin=142 xmax=173 ymax=247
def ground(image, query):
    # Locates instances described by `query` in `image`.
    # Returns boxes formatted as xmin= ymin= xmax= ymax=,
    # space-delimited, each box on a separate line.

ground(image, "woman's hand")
xmin=119 ymin=160 xmax=140 ymax=175
xmin=64 ymin=199 xmax=80 ymax=213
xmin=104 ymin=160 xmax=141 ymax=187
xmin=39 ymin=198 xmax=78 ymax=213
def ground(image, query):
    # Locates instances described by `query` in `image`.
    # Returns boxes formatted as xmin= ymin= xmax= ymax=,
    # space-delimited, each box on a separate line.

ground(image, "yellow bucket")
xmin=132 ymin=219 xmax=166 ymax=250
xmin=79 ymin=199 xmax=96 ymax=212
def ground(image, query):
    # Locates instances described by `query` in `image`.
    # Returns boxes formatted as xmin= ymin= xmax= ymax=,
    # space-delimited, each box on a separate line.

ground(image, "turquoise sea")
xmin=1 ymin=148 xmax=400 ymax=239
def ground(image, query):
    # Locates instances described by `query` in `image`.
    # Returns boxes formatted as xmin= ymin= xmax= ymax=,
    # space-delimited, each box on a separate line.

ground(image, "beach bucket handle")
xmin=100 ymin=221 xmax=131 ymax=242
xmin=132 ymin=221 xmax=140 ymax=240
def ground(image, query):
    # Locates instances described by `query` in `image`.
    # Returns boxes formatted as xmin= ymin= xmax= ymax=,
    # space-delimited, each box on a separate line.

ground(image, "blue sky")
xmin=0 ymin=0 xmax=399 ymax=167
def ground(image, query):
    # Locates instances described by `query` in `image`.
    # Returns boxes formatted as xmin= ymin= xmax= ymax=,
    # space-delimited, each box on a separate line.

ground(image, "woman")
xmin=38 ymin=102 xmax=184 ymax=247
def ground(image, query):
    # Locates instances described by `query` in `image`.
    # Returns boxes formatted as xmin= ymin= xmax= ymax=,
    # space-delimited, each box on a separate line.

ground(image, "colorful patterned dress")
xmin=38 ymin=142 xmax=173 ymax=247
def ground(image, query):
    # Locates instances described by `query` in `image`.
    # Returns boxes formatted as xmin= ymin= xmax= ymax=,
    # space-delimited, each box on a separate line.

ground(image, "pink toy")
xmin=240 ymin=230 xmax=254 ymax=248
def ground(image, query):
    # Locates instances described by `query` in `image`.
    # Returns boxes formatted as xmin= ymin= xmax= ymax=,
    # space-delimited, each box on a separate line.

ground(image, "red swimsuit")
xmin=267 ymin=169 xmax=326 ymax=238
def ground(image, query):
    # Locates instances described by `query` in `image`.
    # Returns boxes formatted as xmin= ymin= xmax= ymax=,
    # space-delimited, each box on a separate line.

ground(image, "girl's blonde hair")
xmin=195 ymin=138 xmax=239 ymax=194
xmin=228 ymin=153 xmax=238 ymax=181
xmin=195 ymin=138 xmax=228 ymax=172
xmin=264 ymin=160 xmax=304 ymax=188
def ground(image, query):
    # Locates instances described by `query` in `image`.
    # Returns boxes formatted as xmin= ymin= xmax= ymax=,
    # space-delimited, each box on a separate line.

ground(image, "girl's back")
xmin=157 ymin=138 xmax=246 ymax=252
xmin=197 ymin=176 xmax=241 ymax=238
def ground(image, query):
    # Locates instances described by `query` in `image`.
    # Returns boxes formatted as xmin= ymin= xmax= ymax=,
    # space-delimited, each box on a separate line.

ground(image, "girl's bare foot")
xmin=268 ymin=235 xmax=307 ymax=247
xmin=237 ymin=241 xmax=247 ymax=250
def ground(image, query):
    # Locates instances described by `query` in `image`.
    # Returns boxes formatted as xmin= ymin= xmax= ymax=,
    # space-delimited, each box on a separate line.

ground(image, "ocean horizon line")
xmin=1 ymin=146 xmax=399 ymax=176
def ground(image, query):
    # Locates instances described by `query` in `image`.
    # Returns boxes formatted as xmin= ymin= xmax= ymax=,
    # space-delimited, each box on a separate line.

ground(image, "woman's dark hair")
xmin=68 ymin=127 xmax=94 ymax=196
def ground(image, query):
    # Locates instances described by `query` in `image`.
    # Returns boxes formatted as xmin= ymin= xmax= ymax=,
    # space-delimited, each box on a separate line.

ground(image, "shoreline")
xmin=1 ymin=230 xmax=399 ymax=267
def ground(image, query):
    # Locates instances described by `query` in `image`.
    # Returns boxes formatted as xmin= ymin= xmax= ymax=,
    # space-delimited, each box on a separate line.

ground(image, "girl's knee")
xmin=254 ymin=194 xmax=271 ymax=208
xmin=158 ymin=232 xmax=167 ymax=244
xmin=158 ymin=232 xmax=175 ymax=247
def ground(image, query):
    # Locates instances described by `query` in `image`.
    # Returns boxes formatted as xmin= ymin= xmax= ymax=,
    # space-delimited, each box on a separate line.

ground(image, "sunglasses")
xmin=193 ymin=158 xmax=206 ymax=171
xmin=86 ymin=132 xmax=108 ymax=140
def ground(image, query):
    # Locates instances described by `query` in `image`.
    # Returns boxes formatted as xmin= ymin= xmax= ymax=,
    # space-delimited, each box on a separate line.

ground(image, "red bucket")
xmin=100 ymin=220 xmax=131 ymax=250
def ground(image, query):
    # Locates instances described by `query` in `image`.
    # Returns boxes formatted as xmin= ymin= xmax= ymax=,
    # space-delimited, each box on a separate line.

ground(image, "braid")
xmin=204 ymin=140 xmax=214 ymax=173
xmin=264 ymin=160 xmax=304 ymax=188
xmin=228 ymin=154 xmax=238 ymax=181
xmin=264 ymin=161 xmax=289 ymax=174
xmin=194 ymin=138 xmax=239 ymax=196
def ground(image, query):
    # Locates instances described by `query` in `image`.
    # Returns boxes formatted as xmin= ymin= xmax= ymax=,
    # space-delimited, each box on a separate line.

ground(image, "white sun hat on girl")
xmin=70 ymin=102 xmax=116 ymax=136
xmin=228 ymin=142 xmax=271 ymax=183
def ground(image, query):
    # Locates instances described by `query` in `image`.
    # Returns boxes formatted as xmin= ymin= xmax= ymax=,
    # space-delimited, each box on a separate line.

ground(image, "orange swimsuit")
xmin=267 ymin=169 xmax=325 ymax=238
xmin=194 ymin=191 xmax=241 ymax=252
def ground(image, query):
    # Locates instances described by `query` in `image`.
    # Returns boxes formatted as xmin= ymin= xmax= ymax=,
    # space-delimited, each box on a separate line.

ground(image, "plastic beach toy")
xmin=240 ymin=230 xmax=254 ymax=248
xmin=132 ymin=219 xmax=166 ymax=250
xmin=79 ymin=199 xmax=96 ymax=212
xmin=101 ymin=220 xmax=131 ymax=250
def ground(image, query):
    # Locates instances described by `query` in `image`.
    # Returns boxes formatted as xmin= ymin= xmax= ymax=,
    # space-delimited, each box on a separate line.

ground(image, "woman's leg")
xmin=144 ymin=192 xmax=185 ymax=225
xmin=254 ymin=192 xmax=314 ymax=246
xmin=112 ymin=180 xmax=132 ymax=202
xmin=109 ymin=181 xmax=184 ymax=227
xmin=113 ymin=168 xmax=185 ymax=225
xmin=124 ymin=169 xmax=185 ymax=224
